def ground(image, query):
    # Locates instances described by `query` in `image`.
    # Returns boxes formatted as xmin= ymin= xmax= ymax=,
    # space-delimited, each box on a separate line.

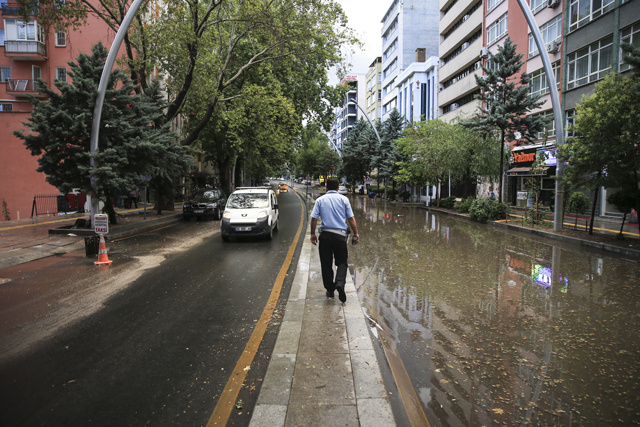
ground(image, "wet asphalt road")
xmin=0 ymin=188 xmax=304 ymax=426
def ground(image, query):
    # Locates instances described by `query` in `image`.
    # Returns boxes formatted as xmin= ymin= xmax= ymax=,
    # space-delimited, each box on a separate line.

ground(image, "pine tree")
xmin=463 ymin=37 xmax=547 ymax=203
xmin=16 ymin=43 xmax=193 ymax=223
xmin=376 ymin=109 xmax=405 ymax=192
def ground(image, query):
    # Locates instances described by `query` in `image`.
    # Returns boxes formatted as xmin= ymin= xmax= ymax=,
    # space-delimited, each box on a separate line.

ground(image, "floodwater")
xmin=348 ymin=196 xmax=640 ymax=426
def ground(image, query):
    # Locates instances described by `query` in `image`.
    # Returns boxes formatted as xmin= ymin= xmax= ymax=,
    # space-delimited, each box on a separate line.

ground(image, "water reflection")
xmin=349 ymin=197 xmax=640 ymax=426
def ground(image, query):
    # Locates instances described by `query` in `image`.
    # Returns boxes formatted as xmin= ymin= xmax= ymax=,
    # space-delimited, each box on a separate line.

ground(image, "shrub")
xmin=455 ymin=197 xmax=474 ymax=213
xmin=387 ymin=188 xmax=398 ymax=200
xmin=399 ymin=190 xmax=411 ymax=202
xmin=439 ymin=196 xmax=456 ymax=209
xmin=469 ymin=198 xmax=507 ymax=222
xmin=567 ymin=191 xmax=591 ymax=215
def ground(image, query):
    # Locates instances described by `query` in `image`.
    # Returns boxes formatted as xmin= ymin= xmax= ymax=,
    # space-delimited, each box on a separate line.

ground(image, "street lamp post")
xmin=514 ymin=0 xmax=564 ymax=232
xmin=89 ymin=0 xmax=146 ymax=223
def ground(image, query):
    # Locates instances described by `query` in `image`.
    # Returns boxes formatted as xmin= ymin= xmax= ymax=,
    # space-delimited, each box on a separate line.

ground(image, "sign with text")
xmin=94 ymin=214 xmax=109 ymax=234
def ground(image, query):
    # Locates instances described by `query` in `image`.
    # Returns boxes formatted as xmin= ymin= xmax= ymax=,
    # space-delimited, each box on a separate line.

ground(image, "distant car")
xmin=183 ymin=189 xmax=226 ymax=220
xmin=338 ymin=185 xmax=348 ymax=195
xmin=221 ymin=187 xmax=279 ymax=241
xmin=262 ymin=180 xmax=271 ymax=187
xmin=278 ymin=182 xmax=288 ymax=192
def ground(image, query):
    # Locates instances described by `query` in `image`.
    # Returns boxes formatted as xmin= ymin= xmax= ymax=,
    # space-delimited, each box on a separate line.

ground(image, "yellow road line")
xmin=206 ymin=200 xmax=305 ymax=426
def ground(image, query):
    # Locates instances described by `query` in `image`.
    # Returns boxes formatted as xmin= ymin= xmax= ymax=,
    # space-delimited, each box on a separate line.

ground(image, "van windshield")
xmin=227 ymin=193 xmax=269 ymax=209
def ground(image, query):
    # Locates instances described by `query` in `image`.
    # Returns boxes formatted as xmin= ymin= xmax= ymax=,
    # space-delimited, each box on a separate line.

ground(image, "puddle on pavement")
xmin=348 ymin=197 xmax=640 ymax=426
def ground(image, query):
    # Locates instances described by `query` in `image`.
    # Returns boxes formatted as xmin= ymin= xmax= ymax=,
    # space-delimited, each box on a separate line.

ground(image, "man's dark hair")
xmin=326 ymin=178 xmax=339 ymax=191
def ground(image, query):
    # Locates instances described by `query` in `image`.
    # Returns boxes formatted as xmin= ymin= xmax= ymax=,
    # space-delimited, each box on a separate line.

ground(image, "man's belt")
xmin=320 ymin=227 xmax=348 ymax=236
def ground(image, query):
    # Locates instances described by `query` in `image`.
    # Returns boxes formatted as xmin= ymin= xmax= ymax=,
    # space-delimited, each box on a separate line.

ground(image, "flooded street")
xmin=347 ymin=196 xmax=640 ymax=426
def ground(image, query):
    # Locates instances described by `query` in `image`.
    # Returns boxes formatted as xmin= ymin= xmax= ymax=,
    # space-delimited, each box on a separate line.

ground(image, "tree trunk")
xmin=589 ymin=187 xmax=599 ymax=235
xmin=104 ymin=195 xmax=117 ymax=224
xmin=619 ymin=212 xmax=627 ymax=237
xmin=499 ymin=129 xmax=505 ymax=204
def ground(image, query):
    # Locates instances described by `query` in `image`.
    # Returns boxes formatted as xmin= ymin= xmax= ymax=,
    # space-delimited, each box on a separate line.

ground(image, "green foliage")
xmin=396 ymin=119 xmax=481 ymax=204
xmin=295 ymin=124 xmax=339 ymax=179
xmin=399 ymin=191 xmax=411 ymax=202
xmin=15 ymin=43 xmax=193 ymax=212
xmin=2 ymin=198 xmax=10 ymax=221
xmin=469 ymin=198 xmax=507 ymax=222
xmin=455 ymin=197 xmax=475 ymax=213
xmin=462 ymin=37 xmax=547 ymax=203
xmin=340 ymin=119 xmax=375 ymax=184
xmin=566 ymin=192 xmax=591 ymax=214
xmin=524 ymin=204 xmax=552 ymax=228
xmin=558 ymin=72 xmax=640 ymax=217
xmin=440 ymin=196 xmax=457 ymax=209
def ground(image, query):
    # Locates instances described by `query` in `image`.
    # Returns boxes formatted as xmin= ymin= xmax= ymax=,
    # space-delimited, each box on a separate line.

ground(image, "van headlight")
xmin=257 ymin=210 xmax=268 ymax=220
xmin=223 ymin=212 xmax=231 ymax=220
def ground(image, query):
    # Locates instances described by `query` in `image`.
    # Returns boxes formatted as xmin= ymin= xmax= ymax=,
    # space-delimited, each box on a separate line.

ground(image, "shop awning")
xmin=507 ymin=166 xmax=549 ymax=176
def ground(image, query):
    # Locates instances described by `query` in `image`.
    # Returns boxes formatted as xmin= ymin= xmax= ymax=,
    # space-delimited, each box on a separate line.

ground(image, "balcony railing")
xmin=4 ymin=40 xmax=46 ymax=58
xmin=6 ymin=78 xmax=36 ymax=91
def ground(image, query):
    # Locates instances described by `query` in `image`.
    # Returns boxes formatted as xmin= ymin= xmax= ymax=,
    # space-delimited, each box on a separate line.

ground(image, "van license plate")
xmin=236 ymin=227 xmax=252 ymax=231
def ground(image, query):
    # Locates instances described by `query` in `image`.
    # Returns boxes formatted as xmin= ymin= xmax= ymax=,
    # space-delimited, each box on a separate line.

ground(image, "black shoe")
xmin=336 ymin=285 xmax=346 ymax=303
xmin=326 ymin=289 xmax=334 ymax=298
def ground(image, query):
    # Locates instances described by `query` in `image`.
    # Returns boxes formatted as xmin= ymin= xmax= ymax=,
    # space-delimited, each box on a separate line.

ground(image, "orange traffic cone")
xmin=94 ymin=234 xmax=113 ymax=266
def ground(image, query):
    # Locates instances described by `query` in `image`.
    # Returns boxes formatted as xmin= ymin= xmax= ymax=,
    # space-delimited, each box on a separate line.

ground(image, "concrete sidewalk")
xmin=0 ymin=208 xmax=182 ymax=269
xmin=249 ymin=227 xmax=396 ymax=427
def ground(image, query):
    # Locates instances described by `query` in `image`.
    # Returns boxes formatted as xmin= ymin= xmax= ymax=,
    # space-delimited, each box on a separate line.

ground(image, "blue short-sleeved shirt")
xmin=310 ymin=191 xmax=354 ymax=231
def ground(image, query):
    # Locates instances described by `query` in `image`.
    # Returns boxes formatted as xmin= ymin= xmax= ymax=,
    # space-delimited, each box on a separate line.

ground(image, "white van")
xmin=220 ymin=187 xmax=279 ymax=241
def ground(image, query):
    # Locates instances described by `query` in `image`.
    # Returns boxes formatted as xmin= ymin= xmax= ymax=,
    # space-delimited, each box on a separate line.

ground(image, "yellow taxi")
xmin=278 ymin=182 xmax=288 ymax=192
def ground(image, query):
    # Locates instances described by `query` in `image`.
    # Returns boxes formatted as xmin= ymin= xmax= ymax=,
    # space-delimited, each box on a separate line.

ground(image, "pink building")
xmin=1 ymin=3 xmax=126 ymax=220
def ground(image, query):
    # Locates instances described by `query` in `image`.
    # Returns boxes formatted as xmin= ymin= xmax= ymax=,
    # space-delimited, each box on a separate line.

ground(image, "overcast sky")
xmin=329 ymin=0 xmax=391 ymax=85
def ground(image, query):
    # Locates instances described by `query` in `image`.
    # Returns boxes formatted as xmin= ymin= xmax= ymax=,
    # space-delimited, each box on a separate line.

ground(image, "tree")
xmin=463 ymin=37 xmax=547 ymax=203
xmin=340 ymin=119 xmax=375 ymax=186
xmin=375 ymin=109 xmax=404 ymax=192
xmin=17 ymin=0 xmax=357 ymax=140
xmin=15 ymin=43 xmax=193 ymax=223
xmin=558 ymin=71 xmax=640 ymax=235
xmin=295 ymin=125 xmax=339 ymax=180
xmin=396 ymin=120 xmax=473 ymax=206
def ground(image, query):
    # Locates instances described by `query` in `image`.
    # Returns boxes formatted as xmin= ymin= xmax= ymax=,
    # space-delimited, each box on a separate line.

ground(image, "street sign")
xmin=94 ymin=213 xmax=109 ymax=234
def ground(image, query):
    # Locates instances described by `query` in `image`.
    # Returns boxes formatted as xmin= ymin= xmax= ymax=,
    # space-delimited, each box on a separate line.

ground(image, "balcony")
xmin=5 ymin=79 xmax=45 ymax=98
xmin=4 ymin=40 xmax=47 ymax=61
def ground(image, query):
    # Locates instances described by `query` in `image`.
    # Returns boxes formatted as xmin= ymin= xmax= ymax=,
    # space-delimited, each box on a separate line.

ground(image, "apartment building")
xmin=0 ymin=3 xmax=126 ymax=220
xmin=396 ymin=49 xmax=439 ymax=123
xmin=481 ymin=0 xmax=639 ymax=208
xmin=438 ymin=0 xmax=484 ymax=122
xmin=364 ymin=57 xmax=383 ymax=121
xmin=562 ymin=0 xmax=639 ymax=215
xmin=329 ymin=74 xmax=366 ymax=153
xmin=380 ymin=0 xmax=439 ymax=121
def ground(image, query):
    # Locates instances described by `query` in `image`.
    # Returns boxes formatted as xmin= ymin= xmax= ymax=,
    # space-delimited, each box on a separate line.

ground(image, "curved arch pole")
xmin=89 ymin=0 xmax=146 ymax=221
xmin=514 ymin=0 xmax=564 ymax=231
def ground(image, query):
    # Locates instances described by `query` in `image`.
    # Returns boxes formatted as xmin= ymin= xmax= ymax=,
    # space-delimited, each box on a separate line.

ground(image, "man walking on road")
xmin=310 ymin=178 xmax=359 ymax=303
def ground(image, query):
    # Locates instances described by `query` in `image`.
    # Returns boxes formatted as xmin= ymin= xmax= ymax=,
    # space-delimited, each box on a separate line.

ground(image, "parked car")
xmin=278 ymin=182 xmax=288 ymax=192
xmin=221 ymin=187 xmax=279 ymax=241
xmin=338 ymin=185 xmax=348 ymax=195
xmin=183 ymin=189 xmax=226 ymax=220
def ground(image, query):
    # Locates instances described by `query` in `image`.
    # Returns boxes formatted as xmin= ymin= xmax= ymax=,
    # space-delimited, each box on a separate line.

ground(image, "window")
xmin=0 ymin=103 xmax=13 ymax=112
xmin=0 ymin=29 xmax=4 ymax=46
xmin=487 ymin=0 xmax=504 ymax=13
xmin=530 ymin=0 xmax=547 ymax=14
xmin=620 ymin=24 xmax=640 ymax=72
xmin=55 ymin=30 xmax=66 ymax=47
xmin=56 ymin=67 xmax=67 ymax=82
xmin=532 ymin=111 xmax=556 ymax=139
xmin=529 ymin=62 xmax=560 ymax=97
xmin=567 ymin=35 xmax=613 ymax=89
xmin=4 ymin=19 xmax=45 ymax=42
xmin=487 ymin=13 xmax=508 ymax=45
xmin=1 ymin=67 xmax=11 ymax=82
xmin=569 ymin=0 xmax=615 ymax=31
xmin=32 ymin=65 xmax=42 ymax=82
xmin=565 ymin=109 xmax=576 ymax=137
xmin=528 ymin=15 xmax=562 ymax=57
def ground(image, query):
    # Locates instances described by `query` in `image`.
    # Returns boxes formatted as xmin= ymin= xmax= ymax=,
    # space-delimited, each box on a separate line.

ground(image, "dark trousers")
xmin=318 ymin=232 xmax=349 ymax=291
